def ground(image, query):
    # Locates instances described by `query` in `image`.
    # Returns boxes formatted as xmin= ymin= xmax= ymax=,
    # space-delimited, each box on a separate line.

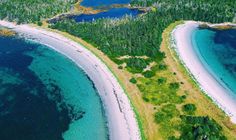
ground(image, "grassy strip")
xmin=161 ymin=21 xmax=236 ymax=138
xmin=165 ymin=20 xmax=227 ymax=114
xmin=165 ymin=21 xmax=217 ymax=103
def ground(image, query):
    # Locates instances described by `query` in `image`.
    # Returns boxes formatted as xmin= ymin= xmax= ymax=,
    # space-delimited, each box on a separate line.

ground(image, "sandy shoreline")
xmin=171 ymin=21 xmax=236 ymax=123
xmin=0 ymin=20 xmax=141 ymax=140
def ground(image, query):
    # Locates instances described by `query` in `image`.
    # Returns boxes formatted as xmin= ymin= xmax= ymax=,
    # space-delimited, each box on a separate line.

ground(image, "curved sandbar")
xmin=172 ymin=21 xmax=236 ymax=123
xmin=0 ymin=20 xmax=141 ymax=140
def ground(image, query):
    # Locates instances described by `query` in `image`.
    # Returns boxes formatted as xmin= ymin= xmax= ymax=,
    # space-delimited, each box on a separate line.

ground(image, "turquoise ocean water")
xmin=0 ymin=35 xmax=108 ymax=140
xmin=192 ymin=28 xmax=236 ymax=96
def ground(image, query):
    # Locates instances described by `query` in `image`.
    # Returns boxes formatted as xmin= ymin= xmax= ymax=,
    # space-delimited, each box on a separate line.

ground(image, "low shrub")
xmin=182 ymin=104 xmax=196 ymax=114
xmin=129 ymin=77 xmax=137 ymax=84
xmin=143 ymin=70 xmax=155 ymax=78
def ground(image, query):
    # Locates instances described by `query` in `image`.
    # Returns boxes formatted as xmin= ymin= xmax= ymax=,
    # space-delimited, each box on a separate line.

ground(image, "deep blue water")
xmin=80 ymin=0 xmax=130 ymax=7
xmin=192 ymin=28 xmax=236 ymax=95
xmin=0 ymin=35 xmax=108 ymax=140
xmin=69 ymin=8 xmax=141 ymax=22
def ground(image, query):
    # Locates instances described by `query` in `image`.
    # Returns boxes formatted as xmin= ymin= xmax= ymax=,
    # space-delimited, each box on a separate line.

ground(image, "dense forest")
xmin=131 ymin=0 xmax=236 ymax=19
xmin=50 ymin=0 xmax=236 ymax=71
xmin=0 ymin=0 xmax=76 ymax=23
xmin=0 ymin=0 xmax=235 ymax=139
xmin=50 ymin=1 xmax=236 ymax=139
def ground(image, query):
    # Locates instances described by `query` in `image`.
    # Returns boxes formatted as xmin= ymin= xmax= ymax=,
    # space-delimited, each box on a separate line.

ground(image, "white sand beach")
xmin=0 ymin=20 xmax=141 ymax=140
xmin=172 ymin=21 xmax=236 ymax=123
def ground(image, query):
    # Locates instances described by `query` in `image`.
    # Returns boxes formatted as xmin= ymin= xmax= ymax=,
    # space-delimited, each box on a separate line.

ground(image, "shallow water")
xmin=69 ymin=8 xmax=141 ymax=22
xmin=0 ymin=35 xmax=108 ymax=140
xmin=192 ymin=28 xmax=236 ymax=96
xmin=80 ymin=0 xmax=130 ymax=7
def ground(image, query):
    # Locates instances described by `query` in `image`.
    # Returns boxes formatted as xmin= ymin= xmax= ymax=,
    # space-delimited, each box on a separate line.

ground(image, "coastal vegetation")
xmin=182 ymin=104 xmax=196 ymax=115
xmin=131 ymin=0 xmax=236 ymax=23
xmin=0 ymin=0 xmax=76 ymax=23
xmin=1 ymin=0 xmax=236 ymax=139
xmin=0 ymin=28 xmax=15 ymax=36
xmin=49 ymin=1 xmax=236 ymax=139
xmin=50 ymin=0 xmax=236 ymax=73
xmin=159 ymin=21 xmax=236 ymax=139
xmin=179 ymin=115 xmax=226 ymax=140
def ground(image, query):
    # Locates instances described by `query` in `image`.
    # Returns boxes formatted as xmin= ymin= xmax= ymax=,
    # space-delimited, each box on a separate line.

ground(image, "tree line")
xmin=0 ymin=0 xmax=76 ymax=23
xmin=50 ymin=0 xmax=236 ymax=73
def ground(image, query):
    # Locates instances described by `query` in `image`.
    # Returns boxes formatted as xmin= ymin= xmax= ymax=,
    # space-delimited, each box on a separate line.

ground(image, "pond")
xmin=69 ymin=8 xmax=141 ymax=22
